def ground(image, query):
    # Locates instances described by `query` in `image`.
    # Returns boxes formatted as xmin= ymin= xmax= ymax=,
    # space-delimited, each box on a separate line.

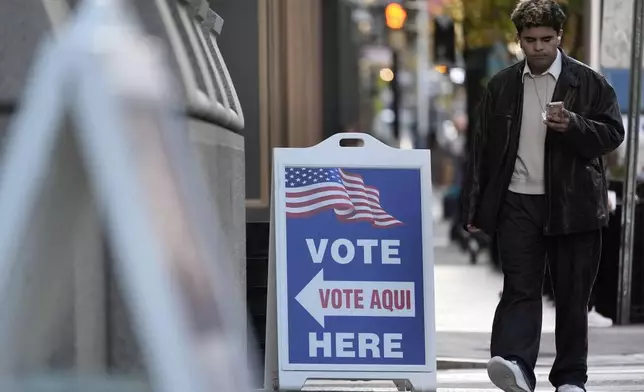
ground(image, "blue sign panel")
xmin=602 ymin=67 xmax=644 ymax=113
xmin=283 ymin=166 xmax=425 ymax=366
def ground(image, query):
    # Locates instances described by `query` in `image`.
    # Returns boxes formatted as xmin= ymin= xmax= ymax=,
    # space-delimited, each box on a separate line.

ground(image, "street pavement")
xmin=431 ymin=191 xmax=644 ymax=390
xmin=304 ymin=365 xmax=644 ymax=392
xmin=438 ymin=366 xmax=644 ymax=391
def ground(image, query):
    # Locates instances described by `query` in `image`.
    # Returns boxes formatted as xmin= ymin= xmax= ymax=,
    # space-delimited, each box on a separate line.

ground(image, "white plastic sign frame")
xmin=267 ymin=133 xmax=437 ymax=392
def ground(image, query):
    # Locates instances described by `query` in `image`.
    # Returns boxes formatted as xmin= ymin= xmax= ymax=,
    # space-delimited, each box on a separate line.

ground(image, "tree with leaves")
xmin=445 ymin=0 xmax=586 ymax=60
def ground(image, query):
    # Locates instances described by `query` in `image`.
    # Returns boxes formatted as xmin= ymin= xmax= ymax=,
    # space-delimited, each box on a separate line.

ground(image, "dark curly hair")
xmin=511 ymin=0 xmax=566 ymax=34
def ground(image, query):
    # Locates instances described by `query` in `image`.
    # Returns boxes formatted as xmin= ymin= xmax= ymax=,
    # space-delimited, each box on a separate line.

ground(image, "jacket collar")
xmin=517 ymin=49 xmax=580 ymax=88
xmin=522 ymin=48 xmax=562 ymax=81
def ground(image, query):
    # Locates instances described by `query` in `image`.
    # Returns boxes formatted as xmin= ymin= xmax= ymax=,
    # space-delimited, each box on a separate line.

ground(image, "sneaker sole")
xmin=487 ymin=360 xmax=531 ymax=392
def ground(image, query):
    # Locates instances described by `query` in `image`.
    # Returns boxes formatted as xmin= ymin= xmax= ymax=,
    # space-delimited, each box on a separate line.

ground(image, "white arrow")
xmin=294 ymin=269 xmax=416 ymax=327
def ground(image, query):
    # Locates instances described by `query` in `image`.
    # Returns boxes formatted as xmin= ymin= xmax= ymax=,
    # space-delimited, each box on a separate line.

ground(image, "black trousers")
xmin=490 ymin=192 xmax=601 ymax=390
xmin=544 ymin=261 xmax=598 ymax=310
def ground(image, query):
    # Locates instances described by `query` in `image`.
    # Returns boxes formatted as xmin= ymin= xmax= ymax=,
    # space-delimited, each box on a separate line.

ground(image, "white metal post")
xmin=618 ymin=0 xmax=644 ymax=325
xmin=416 ymin=0 xmax=430 ymax=143
xmin=589 ymin=0 xmax=602 ymax=70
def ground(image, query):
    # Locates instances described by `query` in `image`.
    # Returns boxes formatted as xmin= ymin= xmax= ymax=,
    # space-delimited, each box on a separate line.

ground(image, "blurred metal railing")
xmin=0 ymin=0 xmax=253 ymax=391
xmin=42 ymin=0 xmax=245 ymax=132
xmin=153 ymin=0 xmax=244 ymax=131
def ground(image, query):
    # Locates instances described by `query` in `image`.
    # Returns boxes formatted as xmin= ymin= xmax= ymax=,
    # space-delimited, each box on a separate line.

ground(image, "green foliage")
xmin=461 ymin=0 xmax=517 ymax=49
xmin=460 ymin=0 xmax=585 ymax=50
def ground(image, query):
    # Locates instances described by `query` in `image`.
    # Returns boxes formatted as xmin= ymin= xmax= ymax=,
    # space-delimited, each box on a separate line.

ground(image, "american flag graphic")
xmin=284 ymin=167 xmax=403 ymax=228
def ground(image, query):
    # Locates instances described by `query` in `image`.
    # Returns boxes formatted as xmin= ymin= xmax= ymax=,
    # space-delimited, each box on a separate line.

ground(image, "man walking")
xmin=461 ymin=1 xmax=625 ymax=391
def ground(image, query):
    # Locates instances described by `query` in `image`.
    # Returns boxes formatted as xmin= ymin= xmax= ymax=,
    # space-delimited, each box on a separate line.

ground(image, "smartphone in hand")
xmin=546 ymin=101 xmax=564 ymax=119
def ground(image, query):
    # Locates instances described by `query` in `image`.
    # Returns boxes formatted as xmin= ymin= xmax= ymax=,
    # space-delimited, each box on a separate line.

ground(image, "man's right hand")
xmin=466 ymin=224 xmax=480 ymax=233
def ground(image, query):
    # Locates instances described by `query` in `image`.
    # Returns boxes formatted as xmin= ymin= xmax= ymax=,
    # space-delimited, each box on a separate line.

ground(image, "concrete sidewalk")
xmin=432 ymin=218 xmax=644 ymax=370
xmin=436 ymin=327 xmax=644 ymax=369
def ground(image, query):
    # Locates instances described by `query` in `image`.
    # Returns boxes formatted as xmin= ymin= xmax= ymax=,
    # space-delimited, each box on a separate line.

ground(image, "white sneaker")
xmin=588 ymin=307 xmax=613 ymax=328
xmin=557 ymin=384 xmax=584 ymax=392
xmin=487 ymin=356 xmax=532 ymax=392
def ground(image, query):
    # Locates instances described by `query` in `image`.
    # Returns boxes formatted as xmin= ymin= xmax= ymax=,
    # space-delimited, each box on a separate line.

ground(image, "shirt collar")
xmin=522 ymin=49 xmax=562 ymax=82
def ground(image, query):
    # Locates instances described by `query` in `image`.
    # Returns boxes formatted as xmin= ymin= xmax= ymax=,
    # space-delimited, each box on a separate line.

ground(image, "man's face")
xmin=518 ymin=27 xmax=561 ymax=73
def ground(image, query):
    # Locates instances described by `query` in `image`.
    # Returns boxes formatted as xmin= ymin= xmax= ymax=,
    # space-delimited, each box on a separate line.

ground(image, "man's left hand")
xmin=544 ymin=108 xmax=571 ymax=132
